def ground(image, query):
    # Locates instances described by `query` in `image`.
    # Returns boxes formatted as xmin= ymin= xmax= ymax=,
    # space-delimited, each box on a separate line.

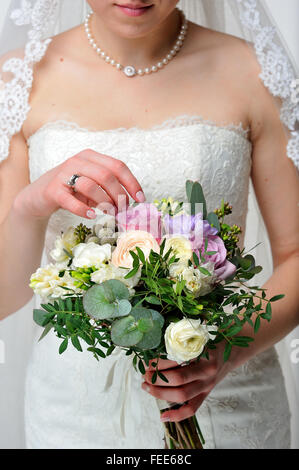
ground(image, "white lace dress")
xmin=24 ymin=116 xmax=291 ymax=449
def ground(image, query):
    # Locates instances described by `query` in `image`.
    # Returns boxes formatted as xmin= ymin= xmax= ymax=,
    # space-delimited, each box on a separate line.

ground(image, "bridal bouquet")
xmin=30 ymin=180 xmax=283 ymax=449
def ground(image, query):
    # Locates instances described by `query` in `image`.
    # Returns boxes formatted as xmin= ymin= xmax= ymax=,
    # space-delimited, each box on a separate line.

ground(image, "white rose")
xmin=29 ymin=264 xmax=82 ymax=299
xmin=50 ymin=227 xmax=80 ymax=263
xmin=72 ymin=242 xmax=111 ymax=268
xmin=165 ymin=318 xmax=217 ymax=364
xmin=164 ymin=236 xmax=192 ymax=262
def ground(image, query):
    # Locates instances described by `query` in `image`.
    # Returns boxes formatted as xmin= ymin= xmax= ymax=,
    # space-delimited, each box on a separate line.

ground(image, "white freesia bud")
xmin=84 ymin=236 xmax=101 ymax=244
xmin=170 ymin=261 xmax=216 ymax=297
xmin=168 ymin=261 xmax=188 ymax=278
xmin=29 ymin=264 xmax=82 ymax=299
xmin=94 ymin=213 xmax=116 ymax=232
xmin=165 ymin=318 xmax=217 ymax=364
xmin=95 ymin=227 xmax=118 ymax=245
xmin=155 ymin=197 xmax=185 ymax=216
xmin=50 ymin=227 xmax=80 ymax=263
xmin=164 ymin=236 xmax=192 ymax=262
xmin=91 ymin=264 xmax=141 ymax=295
xmin=72 ymin=242 xmax=111 ymax=269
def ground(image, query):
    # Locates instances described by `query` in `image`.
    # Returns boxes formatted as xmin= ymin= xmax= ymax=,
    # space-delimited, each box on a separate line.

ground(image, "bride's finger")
xmin=144 ymin=361 xmax=217 ymax=387
xmin=141 ymin=378 xmax=212 ymax=403
xmin=81 ymin=150 xmax=145 ymax=202
xmin=55 ymin=188 xmax=97 ymax=219
xmin=146 ymin=358 xmax=179 ymax=371
xmin=160 ymin=393 xmax=209 ymax=423
xmin=71 ymin=176 xmax=115 ymax=210
xmin=61 ymin=161 xmax=129 ymax=209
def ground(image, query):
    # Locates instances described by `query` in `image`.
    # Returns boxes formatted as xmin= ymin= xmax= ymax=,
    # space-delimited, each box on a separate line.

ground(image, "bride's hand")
xmin=13 ymin=149 xmax=145 ymax=220
xmin=142 ymin=344 xmax=231 ymax=422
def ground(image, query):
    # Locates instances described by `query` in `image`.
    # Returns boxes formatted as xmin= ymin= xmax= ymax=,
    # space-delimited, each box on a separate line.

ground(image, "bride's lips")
xmin=115 ymin=3 xmax=154 ymax=17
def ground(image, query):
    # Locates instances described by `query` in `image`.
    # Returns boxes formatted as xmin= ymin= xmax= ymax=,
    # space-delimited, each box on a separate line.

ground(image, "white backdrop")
xmin=0 ymin=0 xmax=298 ymax=449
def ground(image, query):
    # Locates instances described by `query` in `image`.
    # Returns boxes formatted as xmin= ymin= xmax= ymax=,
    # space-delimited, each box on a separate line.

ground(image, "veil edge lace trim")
xmin=237 ymin=0 xmax=299 ymax=169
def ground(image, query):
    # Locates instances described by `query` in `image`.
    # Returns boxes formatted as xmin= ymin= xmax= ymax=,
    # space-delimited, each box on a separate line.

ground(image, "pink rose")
xmin=116 ymin=203 xmax=162 ymax=241
xmin=112 ymin=230 xmax=160 ymax=269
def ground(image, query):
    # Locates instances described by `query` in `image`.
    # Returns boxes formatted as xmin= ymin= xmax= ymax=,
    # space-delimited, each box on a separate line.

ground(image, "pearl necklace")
xmin=84 ymin=9 xmax=188 ymax=77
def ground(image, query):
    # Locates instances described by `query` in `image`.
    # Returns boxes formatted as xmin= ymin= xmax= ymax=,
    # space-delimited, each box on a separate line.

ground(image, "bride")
xmin=0 ymin=0 xmax=298 ymax=449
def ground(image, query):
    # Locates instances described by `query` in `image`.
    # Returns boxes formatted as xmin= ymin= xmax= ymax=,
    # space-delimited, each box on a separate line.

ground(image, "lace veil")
xmin=0 ymin=0 xmax=298 ymax=447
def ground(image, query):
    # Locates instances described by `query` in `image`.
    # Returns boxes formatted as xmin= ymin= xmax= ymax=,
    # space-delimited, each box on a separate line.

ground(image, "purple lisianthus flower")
xmin=196 ymin=235 xmax=236 ymax=280
xmin=214 ymin=260 xmax=237 ymax=280
xmin=116 ymin=203 xmax=162 ymax=241
xmin=203 ymin=220 xmax=218 ymax=237
xmin=163 ymin=213 xmax=204 ymax=251
xmin=201 ymin=235 xmax=237 ymax=280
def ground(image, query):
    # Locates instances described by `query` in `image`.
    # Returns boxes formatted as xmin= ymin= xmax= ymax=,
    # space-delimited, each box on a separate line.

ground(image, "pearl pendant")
xmin=123 ymin=66 xmax=137 ymax=77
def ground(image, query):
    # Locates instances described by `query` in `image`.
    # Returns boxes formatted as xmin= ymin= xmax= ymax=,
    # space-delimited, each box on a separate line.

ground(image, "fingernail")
xmin=142 ymin=383 xmax=150 ymax=393
xmin=161 ymin=416 xmax=170 ymax=422
xmin=136 ymin=191 xmax=146 ymax=203
xmin=86 ymin=209 xmax=96 ymax=219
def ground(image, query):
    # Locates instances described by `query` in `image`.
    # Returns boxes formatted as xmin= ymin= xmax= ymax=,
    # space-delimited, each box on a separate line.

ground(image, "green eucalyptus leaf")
xmin=190 ymin=182 xmax=207 ymax=218
xmin=38 ymin=323 xmax=53 ymax=342
xmin=185 ymin=180 xmax=194 ymax=203
xmin=130 ymin=306 xmax=152 ymax=322
xmin=239 ymin=255 xmax=255 ymax=271
xmin=207 ymin=212 xmax=220 ymax=232
xmin=137 ymin=317 xmax=154 ymax=333
xmin=83 ymin=280 xmax=130 ymax=320
xmin=135 ymin=320 xmax=162 ymax=350
xmin=33 ymin=309 xmax=54 ymax=327
xmin=149 ymin=309 xmax=165 ymax=328
xmin=111 ymin=315 xmax=143 ymax=347
xmin=117 ymin=299 xmax=132 ymax=317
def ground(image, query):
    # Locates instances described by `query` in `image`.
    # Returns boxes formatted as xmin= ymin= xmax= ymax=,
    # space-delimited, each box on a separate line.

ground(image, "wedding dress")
xmin=24 ymin=116 xmax=291 ymax=449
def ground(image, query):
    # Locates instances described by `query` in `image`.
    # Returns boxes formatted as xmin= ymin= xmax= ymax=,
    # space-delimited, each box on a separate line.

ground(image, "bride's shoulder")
xmin=0 ymin=25 xmax=82 ymax=71
xmin=188 ymin=22 xmax=260 ymax=76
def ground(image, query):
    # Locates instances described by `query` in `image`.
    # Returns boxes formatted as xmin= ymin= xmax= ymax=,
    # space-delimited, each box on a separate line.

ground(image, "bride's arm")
xmin=143 ymin=60 xmax=299 ymax=421
xmin=0 ymin=132 xmax=48 ymax=319
xmin=230 ymin=63 xmax=299 ymax=367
